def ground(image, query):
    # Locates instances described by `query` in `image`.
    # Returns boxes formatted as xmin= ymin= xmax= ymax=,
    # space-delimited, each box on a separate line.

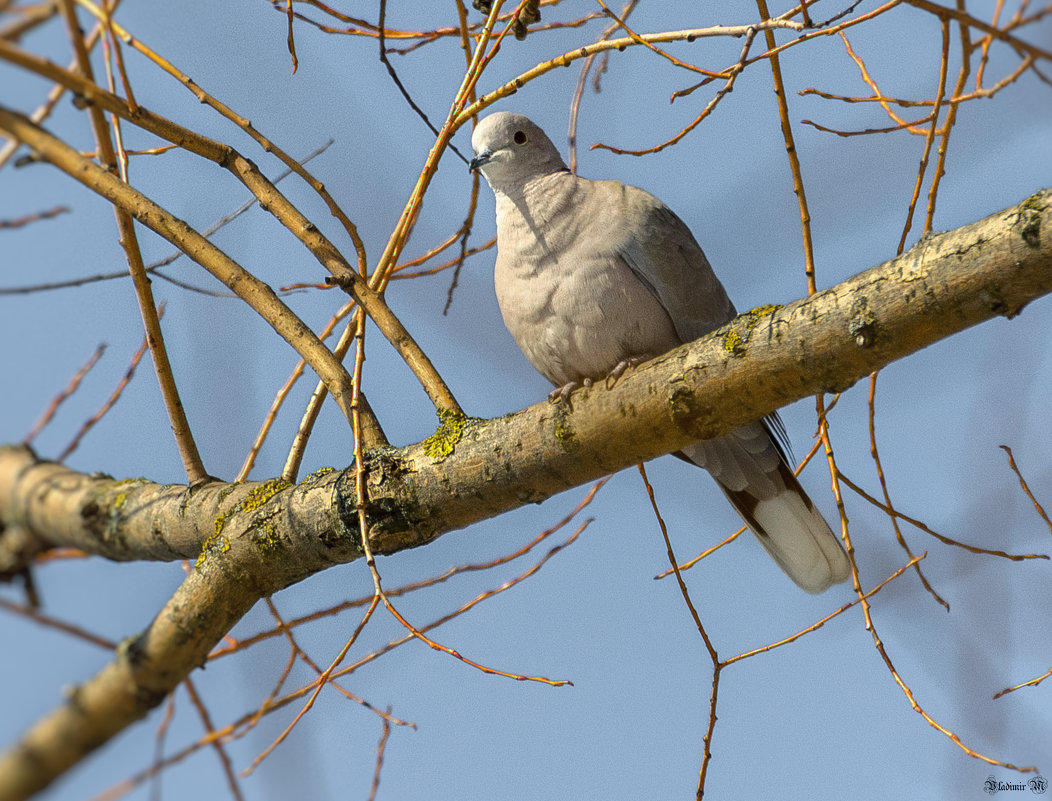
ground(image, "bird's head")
xmin=469 ymin=111 xmax=567 ymax=192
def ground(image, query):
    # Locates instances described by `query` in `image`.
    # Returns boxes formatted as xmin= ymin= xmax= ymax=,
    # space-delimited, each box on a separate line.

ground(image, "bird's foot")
xmin=605 ymin=354 xmax=652 ymax=389
xmin=548 ymin=356 xmax=652 ymax=405
xmin=547 ymin=377 xmax=593 ymax=406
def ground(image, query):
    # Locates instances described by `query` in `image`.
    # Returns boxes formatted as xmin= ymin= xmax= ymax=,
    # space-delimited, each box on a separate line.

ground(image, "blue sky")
xmin=1 ymin=3 xmax=1050 ymax=799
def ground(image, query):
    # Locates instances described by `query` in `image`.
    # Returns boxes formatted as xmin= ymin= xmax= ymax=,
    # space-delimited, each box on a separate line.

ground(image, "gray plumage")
xmin=470 ymin=111 xmax=850 ymax=593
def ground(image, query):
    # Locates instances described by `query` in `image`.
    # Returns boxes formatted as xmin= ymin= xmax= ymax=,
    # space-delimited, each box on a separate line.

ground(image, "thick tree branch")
xmin=0 ymin=188 xmax=1049 ymax=799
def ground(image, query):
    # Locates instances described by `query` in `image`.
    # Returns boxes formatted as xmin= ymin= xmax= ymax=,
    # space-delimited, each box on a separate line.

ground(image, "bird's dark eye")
xmin=513 ymin=130 xmax=528 ymax=145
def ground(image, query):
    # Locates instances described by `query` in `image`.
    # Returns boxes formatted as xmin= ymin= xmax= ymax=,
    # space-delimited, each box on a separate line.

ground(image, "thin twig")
xmin=23 ymin=343 xmax=106 ymax=444
xmin=1000 ymin=446 xmax=1052 ymax=533
xmin=368 ymin=712 xmax=392 ymax=801
xmin=866 ymin=373 xmax=947 ymax=609
xmin=836 ymin=473 xmax=1047 ymax=562
xmin=0 ymin=206 xmax=70 ymax=228
xmin=897 ymin=17 xmax=951 ymax=254
xmin=590 ymin=27 xmax=757 ymax=156
xmin=378 ymin=0 xmax=469 ymax=164
xmin=994 ymin=666 xmax=1052 ymax=700
xmin=183 ymin=678 xmax=245 ymax=801
xmin=0 ymin=141 xmax=333 ymax=297
xmin=724 ymin=553 xmax=926 ymax=667
xmin=635 ymin=463 xmax=720 ymax=798
xmin=56 ymin=306 xmax=159 ymax=462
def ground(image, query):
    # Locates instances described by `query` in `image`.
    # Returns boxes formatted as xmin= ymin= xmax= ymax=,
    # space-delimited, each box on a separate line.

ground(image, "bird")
xmin=468 ymin=111 xmax=851 ymax=593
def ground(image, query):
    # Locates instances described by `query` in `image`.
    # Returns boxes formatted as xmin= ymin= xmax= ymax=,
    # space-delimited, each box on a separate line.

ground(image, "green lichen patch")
xmin=301 ymin=466 xmax=336 ymax=484
xmin=195 ymin=528 xmax=230 ymax=569
xmin=252 ymin=521 xmax=284 ymax=556
xmin=1017 ymin=193 xmax=1042 ymax=247
xmin=422 ymin=407 xmax=467 ymax=460
xmin=240 ymin=478 xmax=292 ymax=513
xmin=1020 ymin=191 xmax=1045 ymax=212
xmin=745 ymin=304 xmax=783 ymax=327
xmin=722 ymin=329 xmax=744 ymax=355
xmin=109 ymin=477 xmax=148 ymax=512
xmin=80 ymin=478 xmax=150 ymax=541
xmin=723 ymin=305 xmax=783 ymax=357
xmin=198 ymin=478 xmax=292 ymax=569
xmin=553 ymin=415 xmax=576 ymax=448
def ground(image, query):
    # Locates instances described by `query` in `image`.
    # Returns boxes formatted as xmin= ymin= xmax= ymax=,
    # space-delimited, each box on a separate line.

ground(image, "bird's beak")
xmin=468 ymin=151 xmax=491 ymax=173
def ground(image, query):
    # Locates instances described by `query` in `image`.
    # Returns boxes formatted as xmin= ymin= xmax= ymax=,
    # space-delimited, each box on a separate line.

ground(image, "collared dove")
xmin=469 ymin=111 xmax=850 ymax=593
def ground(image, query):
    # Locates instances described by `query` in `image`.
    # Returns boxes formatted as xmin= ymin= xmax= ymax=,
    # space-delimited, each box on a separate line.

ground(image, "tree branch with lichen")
xmin=0 ymin=187 xmax=1049 ymax=800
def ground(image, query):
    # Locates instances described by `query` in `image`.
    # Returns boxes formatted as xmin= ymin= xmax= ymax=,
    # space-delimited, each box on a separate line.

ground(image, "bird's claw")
xmin=604 ymin=354 xmax=652 ymax=389
xmin=548 ymin=378 xmax=592 ymax=406
xmin=548 ymin=383 xmax=576 ymax=404
xmin=549 ymin=358 xmax=650 ymax=406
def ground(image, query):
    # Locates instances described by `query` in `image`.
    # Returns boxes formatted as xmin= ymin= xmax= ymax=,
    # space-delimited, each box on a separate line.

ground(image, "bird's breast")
xmin=494 ymin=235 xmax=680 ymax=387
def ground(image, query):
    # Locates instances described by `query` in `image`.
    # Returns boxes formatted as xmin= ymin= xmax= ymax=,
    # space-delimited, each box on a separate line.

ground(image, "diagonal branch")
xmin=0 ymin=43 xmax=461 ymax=416
xmin=0 ymin=103 xmax=360 ymax=428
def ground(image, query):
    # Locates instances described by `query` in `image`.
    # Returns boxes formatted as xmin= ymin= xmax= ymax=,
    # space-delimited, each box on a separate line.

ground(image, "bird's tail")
xmin=682 ymin=422 xmax=851 ymax=593
xmin=719 ymin=460 xmax=851 ymax=593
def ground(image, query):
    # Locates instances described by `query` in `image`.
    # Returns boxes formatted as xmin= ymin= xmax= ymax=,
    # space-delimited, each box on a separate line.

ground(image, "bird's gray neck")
xmin=493 ymin=171 xmax=580 ymax=267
